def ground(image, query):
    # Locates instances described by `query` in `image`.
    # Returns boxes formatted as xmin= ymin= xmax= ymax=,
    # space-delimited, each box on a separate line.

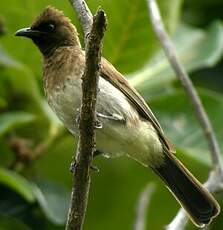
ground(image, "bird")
xmin=15 ymin=6 xmax=220 ymax=227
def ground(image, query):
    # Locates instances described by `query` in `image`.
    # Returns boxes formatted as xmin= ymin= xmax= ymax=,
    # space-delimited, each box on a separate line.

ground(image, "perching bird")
xmin=15 ymin=6 xmax=220 ymax=227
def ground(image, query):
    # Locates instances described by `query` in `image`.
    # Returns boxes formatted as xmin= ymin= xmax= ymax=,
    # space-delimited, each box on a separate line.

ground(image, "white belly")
xmin=47 ymin=75 xmax=163 ymax=166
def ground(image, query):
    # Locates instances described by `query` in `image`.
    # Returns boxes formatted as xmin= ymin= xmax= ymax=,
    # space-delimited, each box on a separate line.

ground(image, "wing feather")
xmin=101 ymin=58 xmax=173 ymax=151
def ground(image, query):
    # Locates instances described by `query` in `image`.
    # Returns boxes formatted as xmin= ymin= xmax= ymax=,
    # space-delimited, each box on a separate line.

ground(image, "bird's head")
xmin=15 ymin=6 xmax=81 ymax=56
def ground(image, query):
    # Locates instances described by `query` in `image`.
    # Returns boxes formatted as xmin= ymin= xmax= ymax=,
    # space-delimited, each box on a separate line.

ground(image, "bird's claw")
xmin=70 ymin=161 xmax=99 ymax=173
xmin=93 ymin=149 xmax=102 ymax=157
xmin=95 ymin=119 xmax=103 ymax=129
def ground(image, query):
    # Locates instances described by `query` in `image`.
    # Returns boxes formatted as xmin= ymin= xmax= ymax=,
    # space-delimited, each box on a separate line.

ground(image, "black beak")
xmin=15 ymin=27 xmax=41 ymax=38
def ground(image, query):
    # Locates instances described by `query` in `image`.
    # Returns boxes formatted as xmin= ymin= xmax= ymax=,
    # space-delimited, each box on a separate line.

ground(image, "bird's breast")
xmin=46 ymin=73 xmax=82 ymax=135
xmin=46 ymin=73 xmax=136 ymax=131
xmin=44 ymin=67 xmax=163 ymax=166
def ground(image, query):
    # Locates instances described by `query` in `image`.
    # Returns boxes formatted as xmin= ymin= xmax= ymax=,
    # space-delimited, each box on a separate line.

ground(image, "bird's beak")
xmin=15 ymin=27 xmax=41 ymax=38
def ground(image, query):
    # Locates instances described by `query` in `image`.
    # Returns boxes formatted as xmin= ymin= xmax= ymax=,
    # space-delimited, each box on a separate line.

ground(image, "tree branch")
xmin=146 ymin=0 xmax=223 ymax=229
xmin=68 ymin=0 xmax=93 ymax=37
xmin=147 ymin=0 xmax=222 ymax=169
xmin=134 ymin=183 xmax=156 ymax=230
xmin=65 ymin=9 xmax=107 ymax=230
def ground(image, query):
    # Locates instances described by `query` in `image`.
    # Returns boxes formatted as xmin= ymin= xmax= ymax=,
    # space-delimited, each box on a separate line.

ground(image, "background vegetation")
xmin=0 ymin=0 xmax=223 ymax=229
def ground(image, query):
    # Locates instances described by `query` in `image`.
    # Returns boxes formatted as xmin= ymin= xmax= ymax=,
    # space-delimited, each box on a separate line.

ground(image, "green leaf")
xmin=129 ymin=21 xmax=223 ymax=95
xmin=0 ymin=46 xmax=22 ymax=68
xmin=0 ymin=168 xmax=35 ymax=203
xmin=1 ymin=0 xmax=182 ymax=75
xmin=0 ymin=112 xmax=35 ymax=136
xmin=35 ymin=135 xmax=74 ymax=188
xmin=0 ymin=49 xmax=61 ymax=135
xmin=182 ymin=0 xmax=223 ymax=27
xmin=32 ymin=180 xmax=69 ymax=225
xmin=0 ymin=97 xmax=6 ymax=108
xmin=0 ymin=3 xmax=62 ymax=130
xmin=88 ymin=0 xmax=182 ymax=73
xmin=2 ymin=63 xmax=61 ymax=128
xmin=0 ymin=0 xmax=181 ymax=131
xmin=0 ymin=0 xmax=74 ymax=75
xmin=150 ymin=89 xmax=223 ymax=164
xmin=0 ymin=215 xmax=31 ymax=230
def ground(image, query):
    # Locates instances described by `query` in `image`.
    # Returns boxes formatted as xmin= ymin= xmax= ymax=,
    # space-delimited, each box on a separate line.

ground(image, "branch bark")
xmin=65 ymin=9 xmax=106 ymax=230
xmin=134 ymin=183 xmax=156 ymax=230
xmin=146 ymin=0 xmax=223 ymax=229
xmin=68 ymin=0 xmax=93 ymax=37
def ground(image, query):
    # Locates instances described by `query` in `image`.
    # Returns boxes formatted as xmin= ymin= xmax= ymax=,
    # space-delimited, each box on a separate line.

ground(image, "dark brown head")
xmin=15 ymin=6 xmax=81 ymax=56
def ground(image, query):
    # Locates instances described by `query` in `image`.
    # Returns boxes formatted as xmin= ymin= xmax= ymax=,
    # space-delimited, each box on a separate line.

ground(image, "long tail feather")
xmin=153 ymin=150 xmax=220 ymax=227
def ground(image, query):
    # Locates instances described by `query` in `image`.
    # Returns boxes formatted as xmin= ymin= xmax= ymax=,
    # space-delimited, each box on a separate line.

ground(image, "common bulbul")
xmin=15 ymin=6 xmax=220 ymax=227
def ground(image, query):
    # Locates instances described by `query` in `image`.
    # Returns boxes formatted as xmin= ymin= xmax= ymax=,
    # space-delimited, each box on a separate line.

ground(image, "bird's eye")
xmin=46 ymin=23 xmax=55 ymax=32
xmin=39 ymin=23 xmax=56 ymax=32
xmin=45 ymin=23 xmax=55 ymax=32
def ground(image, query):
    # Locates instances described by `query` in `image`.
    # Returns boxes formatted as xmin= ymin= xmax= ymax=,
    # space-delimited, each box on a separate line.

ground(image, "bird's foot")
xmin=69 ymin=156 xmax=100 ymax=173
xmin=91 ymin=150 xmax=101 ymax=172
xmin=93 ymin=149 xmax=102 ymax=157
xmin=95 ymin=119 xmax=103 ymax=129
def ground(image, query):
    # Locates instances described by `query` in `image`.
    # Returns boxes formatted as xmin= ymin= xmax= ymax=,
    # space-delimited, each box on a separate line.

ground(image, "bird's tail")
xmin=152 ymin=149 xmax=220 ymax=227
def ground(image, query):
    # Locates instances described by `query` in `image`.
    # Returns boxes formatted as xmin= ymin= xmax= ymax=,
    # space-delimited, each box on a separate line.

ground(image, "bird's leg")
xmin=89 ymin=147 xmax=101 ymax=173
xmin=69 ymin=155 xmax=99 ymax=173
xmin=89 ymin=149 xmax=103 ymax=173
xmin=90 ymin=164 xmax=100 ymax=173
xmin=94 ymin=116 xmax=103 ymax=129
xmin=69 ymin=149 xmax=101 ymax=173
xmin=73 ymin=110 xmax=103 ymax=173
xmin=93 ymin=149 xmax=102 ymax=157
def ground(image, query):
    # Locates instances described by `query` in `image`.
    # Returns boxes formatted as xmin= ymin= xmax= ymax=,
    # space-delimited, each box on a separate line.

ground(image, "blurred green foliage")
xmin=0 ymin=0 xmax=223 ymax=229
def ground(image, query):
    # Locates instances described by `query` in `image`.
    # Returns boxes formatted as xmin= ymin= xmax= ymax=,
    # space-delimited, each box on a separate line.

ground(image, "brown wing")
xmin=101 ymin=58 xmax=174 ymax=152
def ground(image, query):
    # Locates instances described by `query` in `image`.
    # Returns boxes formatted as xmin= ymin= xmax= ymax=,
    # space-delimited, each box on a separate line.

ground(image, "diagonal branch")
xmin=146 ymin=0 xmax=223 ymax=229
xmin=65 ymin=9 xmax=107 ymax=230
xmin=68 ymin=0 xmax=93 ymax=37
xmin=147 ymin=0 xmax=222 ymax=169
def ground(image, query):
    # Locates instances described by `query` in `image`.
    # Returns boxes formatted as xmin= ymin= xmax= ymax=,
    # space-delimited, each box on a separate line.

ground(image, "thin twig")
xmin=146 ymin=0 xmax=223 ymax=229
xmin=134 ymin=183 xmax=156 ymax=230
xmin=65 ymin=10 xmax=107 ymax=230
xmin=68 ymin=0 xmax=93 ymax=37
xmin=166 ymin=209 xmax=188 ymax=230
xmin=147 ymin=0 xmax=222 ymax=169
